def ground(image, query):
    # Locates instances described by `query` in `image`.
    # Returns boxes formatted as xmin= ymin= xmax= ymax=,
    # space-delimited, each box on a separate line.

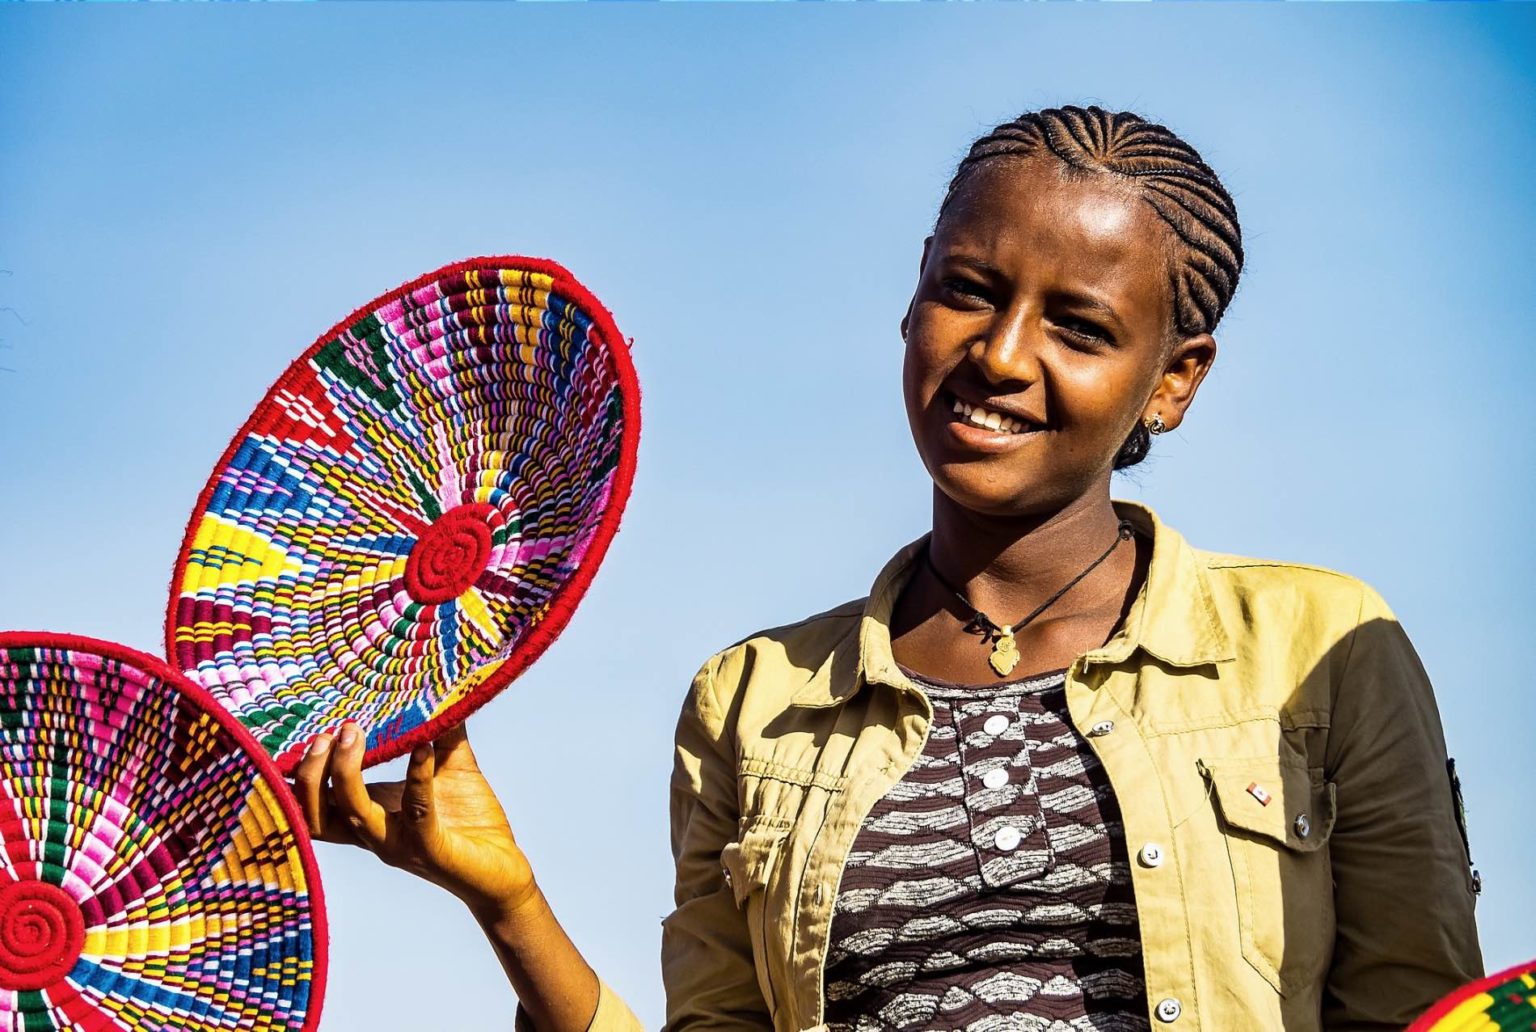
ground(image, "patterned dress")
xmin=823 ymin=665 xmax=1150 ymax=1032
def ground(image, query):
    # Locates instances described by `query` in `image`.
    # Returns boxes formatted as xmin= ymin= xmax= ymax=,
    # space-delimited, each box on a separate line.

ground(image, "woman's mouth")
xmin=946 ymin=394 xmax=1042 ymax=437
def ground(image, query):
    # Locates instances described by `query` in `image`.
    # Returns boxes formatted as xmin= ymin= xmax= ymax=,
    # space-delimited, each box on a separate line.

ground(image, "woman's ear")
xmin=1147 ymin=332 xmax=1218 ymax=432
xmin=901 ymin=236 xmax=935 ymax=341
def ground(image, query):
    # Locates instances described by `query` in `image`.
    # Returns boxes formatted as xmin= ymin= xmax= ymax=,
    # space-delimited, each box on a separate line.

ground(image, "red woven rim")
xmin=1407 ymin=956 xmax=1536 ymax=1030
xmin=164 ymin=255 xmax=643 ymax=774
xmin=0 ymin=630 xmax=329 ymax=1030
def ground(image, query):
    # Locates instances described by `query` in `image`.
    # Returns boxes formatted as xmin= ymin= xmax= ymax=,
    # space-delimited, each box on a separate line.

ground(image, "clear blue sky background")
xmin=2 ymin=6 xmax=1532 ymax=1028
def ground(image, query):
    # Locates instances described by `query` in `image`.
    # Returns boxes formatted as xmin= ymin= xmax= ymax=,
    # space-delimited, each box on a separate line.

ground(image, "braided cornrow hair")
xmin=937 ymin=105 xmax=1244 ymax=470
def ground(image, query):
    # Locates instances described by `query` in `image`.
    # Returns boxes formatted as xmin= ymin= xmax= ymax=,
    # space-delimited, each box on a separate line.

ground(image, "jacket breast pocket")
xmin=1203 ymin=756 xmax=1338 ymax=996
xmin=720 ymin=818 xmax=791 ymax=1016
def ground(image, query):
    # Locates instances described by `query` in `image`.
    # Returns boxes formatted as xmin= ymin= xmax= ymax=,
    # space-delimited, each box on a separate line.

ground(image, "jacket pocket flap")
xmin=1204 ymin=757 xmax=1336 ymax=853
xmin=719 ymin=822 xmax=788 ymax=908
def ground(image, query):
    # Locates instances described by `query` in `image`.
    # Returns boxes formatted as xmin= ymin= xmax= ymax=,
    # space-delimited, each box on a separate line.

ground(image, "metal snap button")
xmin=1294 ymin=814 xmax=1311 ymax=839
xmin=1138 ymin=842 xmax=1164 ymax=868
xmin=1088 ymin=720 xmax=1115 ymax=737
xmin=1155 ymin=997 xmax=1182 ymax=1022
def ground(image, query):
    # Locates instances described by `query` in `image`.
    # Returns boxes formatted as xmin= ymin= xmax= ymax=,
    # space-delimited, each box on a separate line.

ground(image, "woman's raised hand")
xmin=291 ymin=721 xmax=604 ymax=1028
xmin=291 ymin=720 xmax=535 ymax=922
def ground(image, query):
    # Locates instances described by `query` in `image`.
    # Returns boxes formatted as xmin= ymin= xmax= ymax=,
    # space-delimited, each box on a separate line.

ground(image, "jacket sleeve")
xmin=1322 ymin=581 xmax=1483 ymax=1029
xmin=661 ymin=654 xmax=775 ymax=1031
xmin=514 ymin=978 xmax=645 ymax=1032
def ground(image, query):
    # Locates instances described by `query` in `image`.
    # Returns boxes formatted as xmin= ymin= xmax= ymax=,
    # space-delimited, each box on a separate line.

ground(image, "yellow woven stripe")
xmin=1432 ymin=993 xmax=1497 ymax=1032
xmin=82 ymin=915 xmax=206 ymax=961
xmin=182 ymin=514 xmax=298 ymax=596
xmin=498 ymin=269 xmax=555 ymax=292
xmin=437 ymin=657 xmax=505 ymax=714
xmin=457 ymin=588 xmax=500 ymax=647
xmin=227 ymin=781 xmax=306 ymax=893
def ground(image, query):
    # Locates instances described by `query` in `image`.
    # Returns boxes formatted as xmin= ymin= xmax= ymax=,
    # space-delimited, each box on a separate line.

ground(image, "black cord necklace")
xmin=923 ymin=518 xmax=1135 ymax=676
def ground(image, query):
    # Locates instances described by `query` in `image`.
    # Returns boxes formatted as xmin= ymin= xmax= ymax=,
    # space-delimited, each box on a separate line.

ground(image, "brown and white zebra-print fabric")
xmin=822 ymin=666 xmax=1149 ymax=1032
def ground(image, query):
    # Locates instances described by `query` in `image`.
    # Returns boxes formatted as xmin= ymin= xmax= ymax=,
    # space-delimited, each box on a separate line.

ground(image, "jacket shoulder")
xmin=714 ymin=596 xmax=865 ymax=675
xmin=1193 ymin=546 xmax=1390 ymax=638
xmin=685 ymin=597 xmax=865 ymax=722
xmin=1198 ymin=545 xmax=1382 ymax=593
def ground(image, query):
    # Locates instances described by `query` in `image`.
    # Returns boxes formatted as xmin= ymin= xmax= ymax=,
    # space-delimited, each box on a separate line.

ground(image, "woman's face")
xmin=902 ymin=155 xmax=1215 ymax=519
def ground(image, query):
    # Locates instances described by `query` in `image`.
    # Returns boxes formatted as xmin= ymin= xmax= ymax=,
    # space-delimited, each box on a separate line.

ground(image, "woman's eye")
xmin=940 ymin=277 xmax=991 ymax=305
xmin=1055 ymin=318 xmax=1112 ymax=346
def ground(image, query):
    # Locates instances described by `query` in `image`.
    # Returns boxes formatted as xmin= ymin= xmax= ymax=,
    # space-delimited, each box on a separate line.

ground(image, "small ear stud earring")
xmin=1145 ymin=414 xmax=1168 ymax=435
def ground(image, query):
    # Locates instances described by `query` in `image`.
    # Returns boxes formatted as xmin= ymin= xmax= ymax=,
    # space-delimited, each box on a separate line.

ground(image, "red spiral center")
xmin=0 ymin=881 xmax=86 ymax=991
xmin=405 ymin=504 xmax=496 ymax=604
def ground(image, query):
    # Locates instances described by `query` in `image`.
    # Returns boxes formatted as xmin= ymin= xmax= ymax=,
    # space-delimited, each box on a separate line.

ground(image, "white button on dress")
xmin=982 ymin=768 xmax=1009 ymax=790
xmin=983 ymin=714 xmax=1010 ymax=736
xmin=994 ymin=826 xmax=1023 ymax=851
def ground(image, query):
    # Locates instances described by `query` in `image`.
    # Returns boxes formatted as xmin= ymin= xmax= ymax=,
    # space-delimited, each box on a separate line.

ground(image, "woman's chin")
xmin=928 ymin=461 xmax=1114 ymax=522
xmin=930 ymin=475 xmax=1045 ymax=520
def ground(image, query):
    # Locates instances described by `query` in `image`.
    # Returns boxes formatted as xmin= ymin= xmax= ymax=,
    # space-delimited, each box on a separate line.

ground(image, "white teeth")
xmin=951 ymin=395 xmax=1035 ymax=435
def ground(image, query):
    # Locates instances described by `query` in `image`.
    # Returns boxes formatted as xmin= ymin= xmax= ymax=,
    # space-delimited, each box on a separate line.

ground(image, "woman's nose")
xmin=969 ymin=306 xmax=1041 ymax=386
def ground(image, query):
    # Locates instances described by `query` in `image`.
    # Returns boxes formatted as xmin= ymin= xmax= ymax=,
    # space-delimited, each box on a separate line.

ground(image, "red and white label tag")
xmin=1246 ymin=782 xmax=1272 ymax=806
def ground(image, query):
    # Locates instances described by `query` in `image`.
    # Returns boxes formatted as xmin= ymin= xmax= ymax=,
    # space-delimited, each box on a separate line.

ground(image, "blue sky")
xmin=2 ymin=6 xmax=1532 ymax=1028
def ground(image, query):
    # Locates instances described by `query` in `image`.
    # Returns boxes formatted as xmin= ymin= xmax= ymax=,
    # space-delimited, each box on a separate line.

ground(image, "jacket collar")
xmin=791 ymin=499 xmax=1235 ymax=708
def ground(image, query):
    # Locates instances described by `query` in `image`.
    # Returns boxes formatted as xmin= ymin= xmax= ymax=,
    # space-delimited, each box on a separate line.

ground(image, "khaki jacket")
xmin=586 ymin=499 xmax=1481 ymax=1031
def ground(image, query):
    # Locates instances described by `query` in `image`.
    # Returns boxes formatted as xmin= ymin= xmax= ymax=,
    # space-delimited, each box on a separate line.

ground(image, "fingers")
xmin=432 ymin=721 xmax=477 ymax=772
xmin=292 ymin=734 xmax=331 ymax=835
xmin=292 ymin=733 xmax=354 ymax=845
xmin=401 ymin=743 xmax=437 ymax=836
xmin=290 ymin=723 xmax=462 ymax=860
xmin=328 ymin=721 xmax=388 ymax=849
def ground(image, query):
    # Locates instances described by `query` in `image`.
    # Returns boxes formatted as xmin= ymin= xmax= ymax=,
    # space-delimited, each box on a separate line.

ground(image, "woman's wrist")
xmin=468 ymin=879 xmax=602 ymax=1032
xmin=465 ymin=877 xmax=546 ymax=930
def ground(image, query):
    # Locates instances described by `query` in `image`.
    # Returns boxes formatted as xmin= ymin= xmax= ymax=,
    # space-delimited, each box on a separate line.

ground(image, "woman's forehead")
xmin=940 ymin=157 xmax=1161 ymax=254
xmin=936 ymin=158 xmax=1172 ymax=304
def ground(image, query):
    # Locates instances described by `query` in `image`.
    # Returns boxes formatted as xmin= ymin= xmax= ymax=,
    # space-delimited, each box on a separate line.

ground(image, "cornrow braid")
xmin=937 ymin=105 xmax=1243 ymax=470
xmin=939 ymin=105 xmax=1244 ymax=341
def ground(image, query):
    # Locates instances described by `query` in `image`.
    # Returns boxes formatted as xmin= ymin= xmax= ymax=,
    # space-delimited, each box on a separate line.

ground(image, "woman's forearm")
xmin=472 ymin=886 xmax=601 ymax=1032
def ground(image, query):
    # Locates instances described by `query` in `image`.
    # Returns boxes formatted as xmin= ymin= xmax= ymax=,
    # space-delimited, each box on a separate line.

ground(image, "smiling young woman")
xmin=292 ymin=106 xmax=1483 ymax=1031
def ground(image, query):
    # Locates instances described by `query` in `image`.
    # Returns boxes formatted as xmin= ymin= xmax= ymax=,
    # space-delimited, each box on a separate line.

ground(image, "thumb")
xmin=432 ymin=721 xmax=478 ymax=772
xmin=401 ymin=742 xmax=437 ymax=839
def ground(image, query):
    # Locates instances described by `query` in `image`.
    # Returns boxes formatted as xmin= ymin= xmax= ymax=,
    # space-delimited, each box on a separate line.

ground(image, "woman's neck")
xmin=887 ymin=485 xmax=1148 ymax=684
xmin=923 ymin=487 xmax=1135 ymax=624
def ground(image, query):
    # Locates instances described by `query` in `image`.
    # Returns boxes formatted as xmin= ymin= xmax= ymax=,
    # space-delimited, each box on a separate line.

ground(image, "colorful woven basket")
xmin=167 ymin=257 xmax=640 ymax=773
xmin=1409 ymin=958 xmax=1536 ymax=1031
xmin=0 ymin=633 xmax=324 ymax=1031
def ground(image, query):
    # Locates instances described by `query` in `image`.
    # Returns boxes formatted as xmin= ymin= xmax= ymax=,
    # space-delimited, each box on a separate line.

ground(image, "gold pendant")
xmin=989 ymin=626 xmax=1020 ymax=676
